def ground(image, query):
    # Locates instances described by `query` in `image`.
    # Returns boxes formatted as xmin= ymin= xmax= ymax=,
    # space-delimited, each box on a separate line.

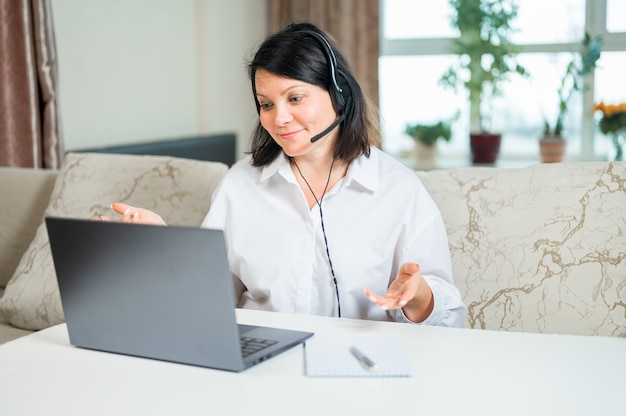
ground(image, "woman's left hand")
xmin=363 ymin=262 xmax=434 ymax=323
xmin=96 ymin=203 xmax=167 ymax=226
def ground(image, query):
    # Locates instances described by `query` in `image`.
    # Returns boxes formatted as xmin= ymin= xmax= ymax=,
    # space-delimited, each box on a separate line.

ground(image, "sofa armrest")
xmin=0 ymin=168 xmax=58 ymax=288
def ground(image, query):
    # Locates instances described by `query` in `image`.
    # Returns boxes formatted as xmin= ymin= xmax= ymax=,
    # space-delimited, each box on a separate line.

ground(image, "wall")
xmin=51 ymin=0 xmax=267 ymax=160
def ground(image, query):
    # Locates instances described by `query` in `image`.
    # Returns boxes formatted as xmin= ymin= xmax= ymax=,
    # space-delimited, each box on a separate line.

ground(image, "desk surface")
xmin=1 ymin=309 xmax=624 ymax=416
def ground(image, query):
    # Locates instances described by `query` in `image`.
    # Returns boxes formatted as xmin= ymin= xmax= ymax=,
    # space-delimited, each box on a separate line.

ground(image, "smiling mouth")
xmin=279 ymin=130 xmax=303 ymax=140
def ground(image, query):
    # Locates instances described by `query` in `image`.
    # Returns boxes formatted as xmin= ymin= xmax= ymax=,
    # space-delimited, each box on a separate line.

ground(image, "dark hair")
xmin=247 ymin=22 xmax=379 ymax=167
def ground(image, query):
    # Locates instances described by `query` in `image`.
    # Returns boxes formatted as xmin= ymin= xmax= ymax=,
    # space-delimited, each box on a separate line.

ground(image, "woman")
xmin=111 ymin=22 xmax=466 ymax=326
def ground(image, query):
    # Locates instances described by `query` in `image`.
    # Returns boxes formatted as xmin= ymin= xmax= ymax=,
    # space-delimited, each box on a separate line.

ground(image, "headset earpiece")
xmin=301 ymin=30 xmax=353 ymax=114
xmin=332 ymin=70 xmax=350 ymax=112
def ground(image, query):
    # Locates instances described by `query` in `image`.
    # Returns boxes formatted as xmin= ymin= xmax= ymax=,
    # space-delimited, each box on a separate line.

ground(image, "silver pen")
xmin=349 ymin=346 xmax=379 ymax=372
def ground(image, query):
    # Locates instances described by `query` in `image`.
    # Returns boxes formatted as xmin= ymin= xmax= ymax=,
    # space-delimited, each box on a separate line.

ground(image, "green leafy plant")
xmin=404 ymin=120 xmax=453 ymax=148
xmin=544 ymin=33 xmax=603 ymax=138
xmin=440 ymin=0 xmax=527 ymax=133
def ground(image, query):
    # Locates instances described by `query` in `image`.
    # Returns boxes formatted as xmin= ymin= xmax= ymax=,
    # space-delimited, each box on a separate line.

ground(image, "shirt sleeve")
xmin=200 ymin=173 xmax=248 ymax=305
xmin=389 ymin=186 xmax=467 ymax=328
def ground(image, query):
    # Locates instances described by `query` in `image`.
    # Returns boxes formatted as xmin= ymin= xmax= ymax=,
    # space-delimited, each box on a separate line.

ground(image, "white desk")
xmin=0 ymin=309 xmax=624 ymax=415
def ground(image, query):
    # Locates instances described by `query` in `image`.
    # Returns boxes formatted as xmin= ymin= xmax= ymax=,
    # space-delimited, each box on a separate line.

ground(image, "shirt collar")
xmin=259 ymin=148 xmax=380 ymax=191
xmin=260 ymin=153 xmax=295 ymax=183
xmin=344 ymin=147 xmax=379 ymax=192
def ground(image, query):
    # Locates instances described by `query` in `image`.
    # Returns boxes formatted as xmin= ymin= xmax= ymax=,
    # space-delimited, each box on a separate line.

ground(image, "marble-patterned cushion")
xmin=0 ymin=152 xmax=229 ymax=330
xmin=416 ymin=162 xmax=626 ymax=337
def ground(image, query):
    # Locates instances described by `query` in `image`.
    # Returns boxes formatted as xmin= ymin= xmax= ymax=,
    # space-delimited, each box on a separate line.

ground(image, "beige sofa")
xmin=1 ymin=153 xmax=624 ymax=344
xmin=0 ymin=153 xmax=229 ymax=344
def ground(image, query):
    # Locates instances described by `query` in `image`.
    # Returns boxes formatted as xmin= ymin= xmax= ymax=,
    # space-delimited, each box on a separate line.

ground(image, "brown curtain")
xmin=267 ymin=0 xmax=379 ymax=107
xmin=0 ymin=0 xmax=63 ymax=168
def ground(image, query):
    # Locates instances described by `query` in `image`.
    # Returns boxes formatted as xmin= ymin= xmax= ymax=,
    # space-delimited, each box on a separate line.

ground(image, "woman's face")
xmin=254 ymin=69 xmax=339 ymax=159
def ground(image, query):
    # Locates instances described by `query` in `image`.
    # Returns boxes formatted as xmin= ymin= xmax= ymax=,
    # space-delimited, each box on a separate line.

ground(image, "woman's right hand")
xmin=97 ymin=202 xmax=167 ymax=226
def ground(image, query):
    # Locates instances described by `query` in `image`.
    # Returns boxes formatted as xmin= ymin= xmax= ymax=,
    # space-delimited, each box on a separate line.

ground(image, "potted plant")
xmin=540 ymin=33 xmax=603 ymax=163
xmin=593 ymin=101 xmax=626 ymax=161
xmin=440 ymin=0 xmax=527 ymax=164
xmin=404 ymin=118 xmax=454 ymax=167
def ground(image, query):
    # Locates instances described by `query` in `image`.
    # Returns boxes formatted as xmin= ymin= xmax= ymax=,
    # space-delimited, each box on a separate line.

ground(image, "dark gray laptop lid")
xmin=45 ymin=217 xmax=313 ymax=372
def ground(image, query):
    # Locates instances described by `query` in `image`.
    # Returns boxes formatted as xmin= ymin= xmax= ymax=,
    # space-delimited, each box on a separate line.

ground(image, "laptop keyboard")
xmin=240 ymin=336 xmax=278 ymax=357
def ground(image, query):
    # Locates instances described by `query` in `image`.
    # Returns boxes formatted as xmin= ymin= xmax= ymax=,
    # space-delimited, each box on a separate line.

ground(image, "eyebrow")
xmin=256 ymin=84 xmax=309 ymax=99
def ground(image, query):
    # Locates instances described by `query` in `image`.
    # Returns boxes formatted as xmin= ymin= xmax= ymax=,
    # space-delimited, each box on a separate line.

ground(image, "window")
xmin=379 ymin=0 xmax=626 ymax=163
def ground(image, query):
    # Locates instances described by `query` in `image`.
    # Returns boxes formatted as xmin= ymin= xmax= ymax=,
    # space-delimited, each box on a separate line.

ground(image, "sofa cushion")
xmin=416 ymin=161 xmax=626 ymax=337
xmin=0 ymin=168 xmax=58 ymax=289
xmin=0 ymin=288 xmax=35 ymax=343
xmin=0 ymin=152 xmax=229 ymax=331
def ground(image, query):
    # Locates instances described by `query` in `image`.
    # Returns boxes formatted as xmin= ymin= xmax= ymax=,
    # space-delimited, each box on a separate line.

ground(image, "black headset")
xmin=300 ymin=30 xmax=353 ymax=114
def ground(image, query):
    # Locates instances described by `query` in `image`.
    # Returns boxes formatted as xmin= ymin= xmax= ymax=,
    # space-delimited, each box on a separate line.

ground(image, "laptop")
xmin=45 ymin=217 xmax=313 ymax=372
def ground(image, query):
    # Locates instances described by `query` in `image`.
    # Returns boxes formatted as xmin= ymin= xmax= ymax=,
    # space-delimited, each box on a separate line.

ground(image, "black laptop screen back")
xmin=46 ymin=218 xmax=246 ymax=370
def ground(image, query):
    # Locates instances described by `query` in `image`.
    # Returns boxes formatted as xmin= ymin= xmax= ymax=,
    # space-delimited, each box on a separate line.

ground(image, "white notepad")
xmin=304 ymin=334 xmax=412 ymax=377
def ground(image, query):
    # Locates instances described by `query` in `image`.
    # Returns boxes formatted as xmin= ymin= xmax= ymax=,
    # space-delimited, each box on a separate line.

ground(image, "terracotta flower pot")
xmin=539 ymin=136 xmax=566 ymax=163
xmin=413 ymin=141 xmax=438 ymax=169
xmin=470 ymin=132 xmax=501 ymax=164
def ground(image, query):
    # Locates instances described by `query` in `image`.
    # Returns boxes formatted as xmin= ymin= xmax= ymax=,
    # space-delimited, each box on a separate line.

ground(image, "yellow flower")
xmin=594 ymin=101 xmax=626 ymax=135
xmin=594 ymin=101 xmax=626 ymax=117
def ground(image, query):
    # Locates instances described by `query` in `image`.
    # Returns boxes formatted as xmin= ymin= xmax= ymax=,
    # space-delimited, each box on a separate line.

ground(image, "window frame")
xmin=379 ymin=0 xmax=626 ymax=161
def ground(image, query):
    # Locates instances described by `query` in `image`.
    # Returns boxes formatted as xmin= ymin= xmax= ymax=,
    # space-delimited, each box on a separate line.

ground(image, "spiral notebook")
xmin=304 ymin=334 xmax=412 ymax=377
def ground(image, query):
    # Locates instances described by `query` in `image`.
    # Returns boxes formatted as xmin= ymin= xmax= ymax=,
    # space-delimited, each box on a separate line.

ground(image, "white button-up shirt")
xmin=202 ymin=147 xmax=466 ymax=327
